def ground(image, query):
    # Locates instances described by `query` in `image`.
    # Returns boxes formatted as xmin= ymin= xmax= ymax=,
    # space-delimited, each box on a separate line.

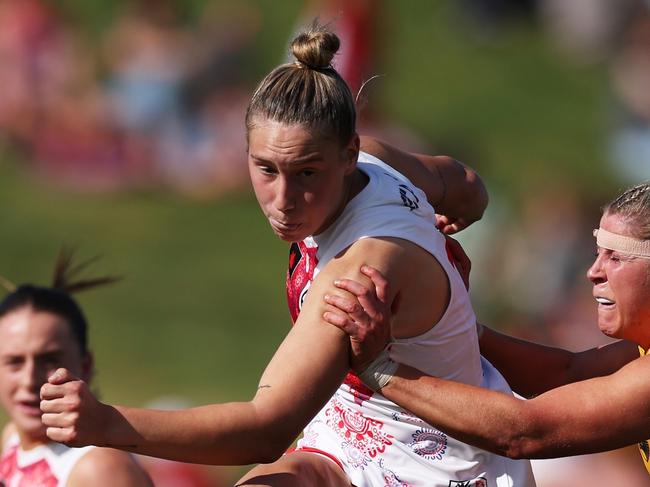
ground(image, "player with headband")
xmin=324 ymin=181 xmax=650 ymax=474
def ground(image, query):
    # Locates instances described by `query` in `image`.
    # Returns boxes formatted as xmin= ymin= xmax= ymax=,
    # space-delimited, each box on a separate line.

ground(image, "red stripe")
xmin=286 ymin=446 xmax=344 ymax=471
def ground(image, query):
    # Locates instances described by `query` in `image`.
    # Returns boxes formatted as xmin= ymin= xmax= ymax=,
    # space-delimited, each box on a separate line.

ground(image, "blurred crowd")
xmin=461 ymin=0 xmax=650 ymax=182
xmin=1 ymin=0 xmax=649 ymax=485
xmin=0 ymin=0 xmax=259 ymax=196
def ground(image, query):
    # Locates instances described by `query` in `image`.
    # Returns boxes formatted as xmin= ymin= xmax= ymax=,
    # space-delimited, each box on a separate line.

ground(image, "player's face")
xmin=248 ymin=118 xmax=358 ymax=242
xmin=0 ymin=307 xmax=89 ymax=446
xmin=587 ymin=212 xmax=650 ymax=347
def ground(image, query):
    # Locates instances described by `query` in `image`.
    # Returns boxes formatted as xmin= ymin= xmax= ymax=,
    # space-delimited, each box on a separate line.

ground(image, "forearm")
xmin=380 ymin=363 xmax=644 ymax=459
xmin=416 ymin=153 xmax=488 ymax=223
xmin=479 ymin=326 xmax=575 ymax=397
xmin=380 ymin=364 xmax=536 ymax=458
xmin=359 ymin=136 xmax=488 ymax=223
xmin=480 ymin=326 xmax=638 ymax=397
xmin=104 ymin=401 xmax=293 ymax=465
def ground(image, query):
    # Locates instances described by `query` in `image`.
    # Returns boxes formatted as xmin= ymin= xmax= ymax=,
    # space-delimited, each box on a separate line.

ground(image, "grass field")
xmin=0 ymin=1 xmax=620 ymax=479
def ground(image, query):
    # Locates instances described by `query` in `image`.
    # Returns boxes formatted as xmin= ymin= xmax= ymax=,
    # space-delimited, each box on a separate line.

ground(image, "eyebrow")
xmin=249 ymin=153 xmax=325 ymax=166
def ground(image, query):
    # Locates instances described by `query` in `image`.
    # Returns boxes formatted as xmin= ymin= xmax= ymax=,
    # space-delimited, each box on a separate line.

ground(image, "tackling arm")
xmin=479 ymin=325 xmax=639 ymax=397
xmin=380 ymin=355 xmax=650 ymax=459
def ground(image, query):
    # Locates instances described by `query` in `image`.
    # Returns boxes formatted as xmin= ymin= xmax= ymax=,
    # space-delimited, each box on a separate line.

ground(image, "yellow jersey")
xmin=638 ymin=347 xmax=650 ymax=475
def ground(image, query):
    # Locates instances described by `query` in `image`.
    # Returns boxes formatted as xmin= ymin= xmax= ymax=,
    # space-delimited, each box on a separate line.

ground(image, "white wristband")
xmin=357 ymin=348 xmax=399 ymax=391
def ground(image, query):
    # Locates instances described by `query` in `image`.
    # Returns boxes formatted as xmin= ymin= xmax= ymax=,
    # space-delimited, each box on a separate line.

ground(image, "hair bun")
xmin=291 ymin=23 xmax=340 ymax=69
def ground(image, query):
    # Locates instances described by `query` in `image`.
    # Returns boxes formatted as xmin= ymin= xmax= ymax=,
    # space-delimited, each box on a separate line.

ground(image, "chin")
xmin=14 ymin=420 xmax=47 ymax=440
xmin=597 ymin=323 xmax=618 ymax=339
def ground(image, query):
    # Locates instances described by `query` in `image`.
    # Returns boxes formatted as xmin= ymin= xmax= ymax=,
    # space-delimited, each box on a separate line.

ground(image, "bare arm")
xmin=40 ymin=240 xmax=403 ymax=465
xmin=360 ymin=136 xmax=488 ymax=233
xmin=67 ymin=448 xmax=154 ymax=487
xmin=380 ymin=356 xmax=650 ymax=459
xmin=479 ymin=325 xmax=639 ymax=397
xmin=324 ymin=268 xmax=649 ymax=458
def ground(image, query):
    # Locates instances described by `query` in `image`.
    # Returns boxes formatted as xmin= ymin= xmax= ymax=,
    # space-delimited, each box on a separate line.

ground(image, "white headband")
xmin=593 ymin=228 xmax=650 ymax=259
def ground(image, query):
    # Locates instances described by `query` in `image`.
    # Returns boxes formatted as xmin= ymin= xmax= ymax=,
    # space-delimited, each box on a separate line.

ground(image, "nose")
xmin=587 ymin=251 xmax=606 ymax=284
xmin=274 ymin=175 xmax=296 ymax=213
xmin=20 ymin=358 xmax=43 ymax=392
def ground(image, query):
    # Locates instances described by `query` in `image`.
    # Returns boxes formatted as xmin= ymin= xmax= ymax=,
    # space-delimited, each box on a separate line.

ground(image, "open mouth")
xmin=595 ymin=297 xmax=615 ymax=307
xmin=17 ymin=399 xmax=42 ymax=416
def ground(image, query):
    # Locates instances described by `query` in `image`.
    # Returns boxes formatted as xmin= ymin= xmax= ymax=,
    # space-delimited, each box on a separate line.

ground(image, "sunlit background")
xmin=1 ymin=0 xmax=649 ymax=484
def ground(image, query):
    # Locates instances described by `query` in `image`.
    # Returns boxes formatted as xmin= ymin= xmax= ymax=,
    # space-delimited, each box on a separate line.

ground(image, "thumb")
xmin=48 ymin=368 xmax=78 ymax=385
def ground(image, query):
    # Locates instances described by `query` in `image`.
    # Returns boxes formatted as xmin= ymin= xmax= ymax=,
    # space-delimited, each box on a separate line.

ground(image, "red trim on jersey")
xmin=286 ymin=446 xmax=344 ymax=471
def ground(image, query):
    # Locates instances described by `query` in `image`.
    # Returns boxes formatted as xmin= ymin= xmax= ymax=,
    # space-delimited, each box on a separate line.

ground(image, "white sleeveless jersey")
xmin=288 ymin=152 xmax=536 ymax=486
xmin=0 ymin=433 xmax=95 ymax=487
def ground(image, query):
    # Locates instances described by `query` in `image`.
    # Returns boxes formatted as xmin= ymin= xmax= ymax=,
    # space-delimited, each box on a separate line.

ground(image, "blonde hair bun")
xmin=291 ymin=23 xmax=340 ymax=69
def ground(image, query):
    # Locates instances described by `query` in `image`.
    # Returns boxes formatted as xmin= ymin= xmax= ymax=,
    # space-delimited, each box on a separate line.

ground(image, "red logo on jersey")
xmin=286 ymin=240 xmax=376 ymax=404
xmin=0 ymin=446 xmax=58 ymax=487
xmin=286 ymin=241 xmax=319 ymax=323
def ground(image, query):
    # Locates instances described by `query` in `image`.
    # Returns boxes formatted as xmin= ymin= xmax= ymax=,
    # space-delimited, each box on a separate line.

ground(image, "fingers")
xmin=322 ymin=310 xmax=356 ymax=333
xmin=359 ymin=265 xmax=389 ymax=303
xmin=46 ymin=426 xmax=78 ymax=445
xmin=41 ymin=378 xmax=83 ymax=400
xmin=47 ymin=368 xmax=78 ymax=385
xmin=323 ymin=294 xmax=367 ymax=315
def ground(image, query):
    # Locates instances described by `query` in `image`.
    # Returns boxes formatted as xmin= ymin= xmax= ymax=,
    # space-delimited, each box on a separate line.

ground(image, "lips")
xmin=16 ymin=399 xmax=42 ymax=417
xmin=270 ymin=218 xmax=301 ymax=233
xmin=595 ymin=297 xmax=615 ymax=305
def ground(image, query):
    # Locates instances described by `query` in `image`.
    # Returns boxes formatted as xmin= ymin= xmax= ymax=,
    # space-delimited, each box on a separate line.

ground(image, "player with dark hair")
xmin=0 ymin=250 xmax=153 ymax=486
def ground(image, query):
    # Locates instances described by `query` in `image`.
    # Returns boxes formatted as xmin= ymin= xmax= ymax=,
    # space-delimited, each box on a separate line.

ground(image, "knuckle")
xmin=68 ymin=397 xmax=81 ymax=411
xmin=65 ymin=429 xmax=78 ymax=444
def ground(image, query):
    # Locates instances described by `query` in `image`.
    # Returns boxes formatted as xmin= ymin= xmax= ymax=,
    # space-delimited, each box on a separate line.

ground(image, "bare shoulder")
xmin=325 ymin=237 xmax=415 ymax=283
xmin=316 ymin=236 xmax=440 ymax=301
xmin=66 ymin=447 xmax=153 ymax=487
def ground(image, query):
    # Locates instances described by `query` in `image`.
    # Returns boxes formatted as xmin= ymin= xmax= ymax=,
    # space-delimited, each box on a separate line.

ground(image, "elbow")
xmin=250 ymin=418 xmax=301 ymax=464
xmin=255 ymin=443 xmax=288 ymax=464
xmin=499 ymin=437 xmax=534 ymax=460
xmin=462 ymin=166 xmax=488 ymax=220
xmin=494 ymin=412 xmax=548 ymax=460
xmin=433 ymin=155 xmax=488 ymax=221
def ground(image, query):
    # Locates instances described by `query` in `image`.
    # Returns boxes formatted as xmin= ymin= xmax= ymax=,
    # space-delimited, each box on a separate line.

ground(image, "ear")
xmin=80 ymin=352 xmax=95 ymax=383
xmin=342 ymin=133 xmax=360 ymax=175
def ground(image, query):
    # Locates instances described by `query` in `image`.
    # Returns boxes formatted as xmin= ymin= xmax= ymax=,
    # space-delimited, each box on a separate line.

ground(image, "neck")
xmin=314 ymin=169 xmax=368 ymax=236
xmin=17 ymin=430 xmax=47 ymax=451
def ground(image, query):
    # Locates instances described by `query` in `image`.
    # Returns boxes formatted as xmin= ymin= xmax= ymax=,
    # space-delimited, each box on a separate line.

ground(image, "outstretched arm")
xmin=39 ymin=240 xmax=403 ymax=466
xmin=380 ymin=356 xmax=650 ymax=458
xmin=324 ymin=266 xmax=648 ymax=458
xmin=360 ymin=136 xmax=488 ymax=233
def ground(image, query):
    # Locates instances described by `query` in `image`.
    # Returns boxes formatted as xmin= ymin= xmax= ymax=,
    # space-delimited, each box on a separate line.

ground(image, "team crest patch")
xmin=286 ymin=240 xmax=318 ymax=322
xmin=398 ymin=184 xmax=419 ymax=211
xmin=408 ymin=428 xmax=448 ymax=461
xmin=448 ymin=477 xmax=487 ymax=487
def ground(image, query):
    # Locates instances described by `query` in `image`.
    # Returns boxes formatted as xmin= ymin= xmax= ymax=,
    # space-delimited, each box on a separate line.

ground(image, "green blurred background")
xmin=1 ymin=0 xmax=646 ymax=483
xmin=0 ymin=0 xmax=616 ymax=430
